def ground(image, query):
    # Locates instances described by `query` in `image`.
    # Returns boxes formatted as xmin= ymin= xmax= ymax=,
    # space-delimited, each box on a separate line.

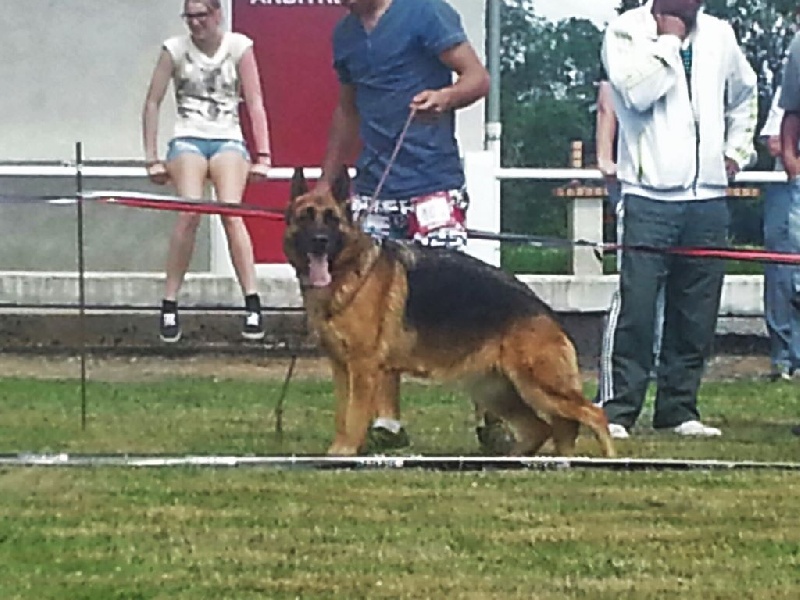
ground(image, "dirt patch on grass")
xmin=0 ymin=354 xmax=330 ymax=383
xmin=0 ymin=353 xmax=772 ymax=383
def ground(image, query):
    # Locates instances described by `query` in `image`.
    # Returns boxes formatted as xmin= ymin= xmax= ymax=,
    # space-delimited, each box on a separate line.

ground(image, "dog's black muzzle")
xmin=310 ymin=233 xmax=329 ymax=256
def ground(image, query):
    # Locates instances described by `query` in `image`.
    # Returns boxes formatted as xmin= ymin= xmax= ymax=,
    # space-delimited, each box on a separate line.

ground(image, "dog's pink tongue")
xmin=308 ymin=255 xmax=332 ymax=287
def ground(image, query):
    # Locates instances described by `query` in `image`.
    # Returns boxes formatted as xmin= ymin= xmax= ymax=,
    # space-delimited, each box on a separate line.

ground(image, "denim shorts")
xmin=166 ymin=137 xmax=250 ymax=162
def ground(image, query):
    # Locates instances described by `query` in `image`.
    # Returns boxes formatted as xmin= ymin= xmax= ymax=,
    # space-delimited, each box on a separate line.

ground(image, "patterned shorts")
xmin=350 ymin=188 xmax=469 ymax=250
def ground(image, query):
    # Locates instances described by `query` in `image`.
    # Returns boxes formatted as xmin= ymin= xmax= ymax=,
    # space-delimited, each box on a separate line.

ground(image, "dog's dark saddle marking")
xmin=384 ymin=242 xmax=556 ymax=337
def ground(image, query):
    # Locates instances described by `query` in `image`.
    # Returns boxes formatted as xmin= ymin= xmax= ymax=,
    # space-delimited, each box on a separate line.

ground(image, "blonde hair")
xmin=186 ymin=0 xmax=221 ymax=11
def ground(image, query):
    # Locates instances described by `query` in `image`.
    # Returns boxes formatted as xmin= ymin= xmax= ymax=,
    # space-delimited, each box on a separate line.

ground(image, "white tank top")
xmin=163 ymin=32 xmax=253 ymax=141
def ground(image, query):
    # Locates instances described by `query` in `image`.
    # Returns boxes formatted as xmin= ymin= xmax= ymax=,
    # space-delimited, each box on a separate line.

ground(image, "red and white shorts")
xmin=350 ymin=188 xmax=469 ymax=250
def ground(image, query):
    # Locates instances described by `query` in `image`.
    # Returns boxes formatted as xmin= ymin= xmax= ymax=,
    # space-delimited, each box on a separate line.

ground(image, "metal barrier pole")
xmin=75 ymin=143 xmax=88 ymax=430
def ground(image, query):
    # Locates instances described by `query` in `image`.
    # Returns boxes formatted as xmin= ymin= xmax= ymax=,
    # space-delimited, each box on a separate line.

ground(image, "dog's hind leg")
xmin=500 ymin=325 xmax=616 ymax=458
xmin=508 ymin=375 xmax=616 ymax=458
xmin=506 ymin=409 xmax=553 ymax=457
xmin=471 ymin=376 xmax=552 ymax=456
xmin=568 ymin=402 xmax=615 ymax=458
xmin=509 ymin=380 xmax=616 ymax=457
xmin=550 ymin=416 xmax=580 ymax=456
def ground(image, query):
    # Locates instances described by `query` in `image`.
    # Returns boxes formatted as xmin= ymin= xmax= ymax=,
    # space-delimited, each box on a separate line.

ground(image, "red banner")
xmin=233 ymin=0 xmax=346 ymax=263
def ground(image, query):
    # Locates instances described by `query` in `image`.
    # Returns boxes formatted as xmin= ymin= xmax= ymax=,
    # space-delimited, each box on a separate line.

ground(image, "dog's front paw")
xmin=364 ymin=426 xmax=411 ymax=454
xmin=327 ymin=442 xmax=359 ymax=456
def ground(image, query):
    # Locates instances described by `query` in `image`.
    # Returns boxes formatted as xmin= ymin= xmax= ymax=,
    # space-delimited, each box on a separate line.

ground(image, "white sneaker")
xmin=672 ymin=420 xmax=722 ymax=437
xmin=608 ymin=423 xmax=630 ymax=439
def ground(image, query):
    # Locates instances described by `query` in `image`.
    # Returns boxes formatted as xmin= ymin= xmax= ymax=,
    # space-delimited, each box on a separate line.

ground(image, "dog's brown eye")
xmin=323 ymin=209 xmax=340 ymax=226
xmin=297 ymin=207 xmax=315 ymax=222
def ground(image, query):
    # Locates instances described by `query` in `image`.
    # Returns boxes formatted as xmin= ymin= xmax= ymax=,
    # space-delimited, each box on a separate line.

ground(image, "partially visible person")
xmin=600 ymin=0 xmax=757 ymax=439
xmin=142 ymin=0 xmax=272 ymax=343
xmin=594 ymin=67 xmax=665 ymax=412
xmin=779 ymin=30 xmax=800 ymax=435
xmin=315 ymin=0 xmax=491 ymax=450
xmin=596 ymin=69 xmax=621 ymax=209
xmin=760 ymin=86 xmax=800 ymax=382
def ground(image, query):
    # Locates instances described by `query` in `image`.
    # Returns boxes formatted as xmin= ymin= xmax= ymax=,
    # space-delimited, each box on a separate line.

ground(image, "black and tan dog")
xmin=284 ymin=167 xmax=615 ymax=458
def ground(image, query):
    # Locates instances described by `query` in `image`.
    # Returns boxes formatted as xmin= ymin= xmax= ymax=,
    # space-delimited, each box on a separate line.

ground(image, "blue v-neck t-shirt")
xmin=332 ymin=0 xmax=468 ymax=198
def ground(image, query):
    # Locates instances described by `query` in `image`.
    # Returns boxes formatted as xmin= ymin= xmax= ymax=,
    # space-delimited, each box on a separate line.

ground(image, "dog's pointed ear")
xmin=331 ymin=167 xmax=351 ymax=205
xmin=290 ymin=167 xmax=308 ymax=200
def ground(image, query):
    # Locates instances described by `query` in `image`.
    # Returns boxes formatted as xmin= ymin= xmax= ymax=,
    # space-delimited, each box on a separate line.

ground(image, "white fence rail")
xmin=0 ymin=158 xmax=779 ymax=276
xmin=0 ymin=162 xmax=786 ymax=183
xmin=0 ymin=156 xmax=773 ymax=315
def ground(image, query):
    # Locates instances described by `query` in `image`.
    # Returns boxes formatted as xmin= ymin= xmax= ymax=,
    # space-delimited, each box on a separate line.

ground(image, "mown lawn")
xmin=1 ymin=374 xmax=798 ymax=460
xmin=1 ymin=371 xmax=799 ymax=599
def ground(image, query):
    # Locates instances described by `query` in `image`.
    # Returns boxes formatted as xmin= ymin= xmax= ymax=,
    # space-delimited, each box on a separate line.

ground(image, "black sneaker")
xmin=159 ymin=307 xmax=181 ymax=343
xmin=791 ymin=424 xmax=800 ymax=436
xmin=242 ymin=310 xmax=265 ymax=340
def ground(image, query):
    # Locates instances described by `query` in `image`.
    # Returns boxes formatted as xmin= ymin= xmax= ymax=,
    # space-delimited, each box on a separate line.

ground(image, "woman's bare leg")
xmin=163 ymin=153 xmax=209 ymax=300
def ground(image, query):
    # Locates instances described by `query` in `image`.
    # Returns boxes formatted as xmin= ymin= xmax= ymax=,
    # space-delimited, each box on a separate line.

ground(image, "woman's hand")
xmin=146 ymin=161 xmax=169 ymax=185
xmin=249 ymin=156 xmax=271 ymax=182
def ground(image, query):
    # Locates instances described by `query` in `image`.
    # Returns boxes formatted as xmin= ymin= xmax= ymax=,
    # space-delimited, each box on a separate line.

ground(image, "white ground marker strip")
xmin=1 ymin=454 xmax=799 ymax=471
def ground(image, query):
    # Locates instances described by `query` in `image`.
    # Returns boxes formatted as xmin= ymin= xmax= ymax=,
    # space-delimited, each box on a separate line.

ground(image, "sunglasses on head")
xmin=181 ymin=11 xmax=211 ymax=20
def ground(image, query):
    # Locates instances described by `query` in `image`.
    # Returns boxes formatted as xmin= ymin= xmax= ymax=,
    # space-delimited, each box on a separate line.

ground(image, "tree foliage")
xmin=499 ymin=1 xmax=602 ymax=234
xmin=499 ymin=0 xmax=800 ymax=241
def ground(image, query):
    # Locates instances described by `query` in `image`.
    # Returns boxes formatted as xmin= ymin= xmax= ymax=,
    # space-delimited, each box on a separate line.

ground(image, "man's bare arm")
xmin=410 ymin=42 xmax=490 ymax=115
xmin=317 ymin=84 xmax=360 ymax=191
xmin=596 ymin=81 xmax=618 ymax=179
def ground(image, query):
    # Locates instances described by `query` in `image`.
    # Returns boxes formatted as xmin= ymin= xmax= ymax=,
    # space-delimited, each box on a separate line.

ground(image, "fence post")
xmin=566 ymin=141 xmax=604 ymax=276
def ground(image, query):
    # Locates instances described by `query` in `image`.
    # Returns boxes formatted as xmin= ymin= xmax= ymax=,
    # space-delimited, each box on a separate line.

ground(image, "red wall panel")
xmin=233 ymin=0 xmax=346 ymax=263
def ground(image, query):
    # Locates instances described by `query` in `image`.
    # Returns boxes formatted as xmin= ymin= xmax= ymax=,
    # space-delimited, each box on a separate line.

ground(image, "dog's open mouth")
xmin=307 ymin=254 xmax=332 ymax=287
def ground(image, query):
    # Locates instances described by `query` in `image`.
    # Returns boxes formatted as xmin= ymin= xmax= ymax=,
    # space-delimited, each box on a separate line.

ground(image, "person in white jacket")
xmin=598 ymin=0 xmax=757 ymax=439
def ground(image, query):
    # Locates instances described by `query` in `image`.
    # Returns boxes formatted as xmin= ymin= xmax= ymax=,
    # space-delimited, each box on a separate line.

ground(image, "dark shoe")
xmin=364 ymin=426 xmax=411 ymax=453
xmin=242 ymin=310 xmax=265 ymax=341
xmin=476 ymin=420 xmax=515 ymax=455
xmin=159 ymin=305 xmax=181 ymax=343
xmin=769 ymin=366 xmax=793 ymax=382
xmin=791 ymin=424 xmax=800 ymax=436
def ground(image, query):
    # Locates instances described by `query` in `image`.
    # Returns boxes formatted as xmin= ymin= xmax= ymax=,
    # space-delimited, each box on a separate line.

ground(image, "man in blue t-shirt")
xmin=315 ymin=0 xmax=490 ymax=450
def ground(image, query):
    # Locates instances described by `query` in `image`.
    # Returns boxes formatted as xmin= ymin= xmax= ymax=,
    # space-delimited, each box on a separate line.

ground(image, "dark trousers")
xmin=603 ymin=194 xmax=729 ymax=429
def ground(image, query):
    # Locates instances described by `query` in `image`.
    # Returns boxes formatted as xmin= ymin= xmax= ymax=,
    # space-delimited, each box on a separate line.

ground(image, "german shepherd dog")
xmin=284 ymin=167 xmax=615 ymax=458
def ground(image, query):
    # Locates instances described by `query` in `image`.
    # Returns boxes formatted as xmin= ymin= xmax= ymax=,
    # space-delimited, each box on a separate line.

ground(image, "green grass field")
xmin=1 ymin=368 xmax=799 ymax=599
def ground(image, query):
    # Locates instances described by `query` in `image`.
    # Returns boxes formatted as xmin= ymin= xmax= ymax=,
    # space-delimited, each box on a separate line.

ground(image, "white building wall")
xmin=0 ymin=0 xmax=487 ymax=272
xmin=0 ymin=0 xmax=184 ymax=161
xmin=0 ymin=0 xmax=486 ymax=162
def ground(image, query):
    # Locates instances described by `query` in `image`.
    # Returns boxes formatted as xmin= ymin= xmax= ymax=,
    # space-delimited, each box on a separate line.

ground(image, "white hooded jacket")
xmin=601 ymin=1 xmax=757 ymax=199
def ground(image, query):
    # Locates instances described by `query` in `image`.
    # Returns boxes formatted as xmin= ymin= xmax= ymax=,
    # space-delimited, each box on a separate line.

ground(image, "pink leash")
xmin=367 ymin=107 xmax=418 ymax=210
